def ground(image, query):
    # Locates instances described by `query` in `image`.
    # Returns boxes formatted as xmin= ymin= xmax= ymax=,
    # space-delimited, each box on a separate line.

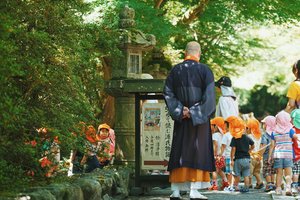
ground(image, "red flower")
xmin=53 ymin=136 xmax=60 ymax=144
xmin=40 ymin=157 xmax=52 ymax=168
xmin=30 ymin=140 xmax=37 ymax=147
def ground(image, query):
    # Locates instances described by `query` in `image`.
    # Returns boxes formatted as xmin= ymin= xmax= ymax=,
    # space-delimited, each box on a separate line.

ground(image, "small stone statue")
xmin=119 ymin=5 xmax=135 ymax=29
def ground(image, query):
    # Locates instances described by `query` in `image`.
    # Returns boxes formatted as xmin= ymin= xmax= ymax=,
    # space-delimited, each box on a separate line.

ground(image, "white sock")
xmin=170 ymin=190 xmax=180 ymax=197
xmin=190 ymin=189 xmax=200 ymax=197
xmin=190 ymin=189 xmax=208 ymax=199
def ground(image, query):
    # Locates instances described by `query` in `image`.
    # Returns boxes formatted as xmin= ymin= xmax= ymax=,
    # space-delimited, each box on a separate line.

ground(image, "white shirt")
xmin=212 ymin=132 xmax=223 ymax=155
xmin=216 ymin=86 xmax=239 ymax=119
xmin=221 ymin=131 xmax=233 ymax=157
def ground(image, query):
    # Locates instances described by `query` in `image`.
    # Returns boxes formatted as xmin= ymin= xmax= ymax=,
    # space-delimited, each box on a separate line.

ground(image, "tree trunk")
xmin=180 ymin=0 xmax=210 ymax=24
xmin=101 ymin=57 xmax=115 ymax=127
xmin=154 ymin=0 xmax=164 ymax=9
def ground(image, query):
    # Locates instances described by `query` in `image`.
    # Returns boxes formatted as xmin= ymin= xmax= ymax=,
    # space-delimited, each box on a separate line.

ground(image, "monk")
xmin=164 ymin=41 xmax=216 ymax=200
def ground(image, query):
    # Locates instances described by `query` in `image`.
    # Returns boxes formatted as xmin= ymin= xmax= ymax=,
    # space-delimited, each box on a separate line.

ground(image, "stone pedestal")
xmin=114 ymin=95 xmax=135 ymax=165
xmin=106 ymin=79 xmax=165 ymax=166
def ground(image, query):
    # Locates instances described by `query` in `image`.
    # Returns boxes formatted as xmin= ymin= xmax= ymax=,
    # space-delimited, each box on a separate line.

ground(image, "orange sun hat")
xmin=229 ymin=117 xmax=246 ymax=139
xmin=246 ymin=118 xmax=261 ymax=139
xmin=97 ymin=123 xmax=111 ymax=140
xmin=225 ymin=116 xmax=238 ymax=130
xmin=98 ymin=123 xmax=110 ymax=131
xmin=211 ymin=117 xmax=226 ymax=134
xmin=225 ymin=116 xmax=238 ymax=124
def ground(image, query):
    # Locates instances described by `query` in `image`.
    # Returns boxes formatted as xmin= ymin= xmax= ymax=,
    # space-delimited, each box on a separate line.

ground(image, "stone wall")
xmin=16 ymin=168 xmax=133 ymax=200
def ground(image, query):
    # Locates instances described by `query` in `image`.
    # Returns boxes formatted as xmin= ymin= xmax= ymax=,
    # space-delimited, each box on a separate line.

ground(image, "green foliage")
xmin=233 ymin=0 xmax=300 ymax=23
xmin=125 ymin=1 xmax=179 ymax=47
xmin=0 ymin=0 xmax=103 ymax=191
xmin=91 ymin=0 xmax=300 ymax=74
xmin=0 ymin=159 xmax=28 ymax=190
xmin=137 ymin=0 xmax=299 ymax=73
xmin=239 ymin=84 xmax=287 ymax=118
xmin=238 ymin=74 xmax=289 ymax=118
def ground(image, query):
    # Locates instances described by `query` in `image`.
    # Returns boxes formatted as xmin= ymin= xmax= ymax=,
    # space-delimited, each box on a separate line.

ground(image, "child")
xmin=80 ymin=125 xmax=102 ymax=173
xmin=96 ymin=123 xmax=115 ymax=167
xmin=220 ymin=116 xmax=237 ymax=191
xmin=246 ymin=118 xmax=264 ymax=189
xmin=268 ymin=110 xmax=300 ymax=196
xmin=291 ymin=109 xmax=300 ymax=194
xmin=260 ymin=116 xmax=276 ymax=192
xmin=210 ymin=117 xmax=229 ymax=190
xmin=230 ymin=117 xmax=254 ymax=193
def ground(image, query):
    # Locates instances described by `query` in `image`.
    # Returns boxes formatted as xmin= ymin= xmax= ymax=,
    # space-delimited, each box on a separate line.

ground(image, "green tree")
xmin=118 ymin=0 xmax=300 ymax=74
xmin=239 ymin=83 xmax=287 ymax=118
xmin=0 ymin=0 xmax=102 ymax=190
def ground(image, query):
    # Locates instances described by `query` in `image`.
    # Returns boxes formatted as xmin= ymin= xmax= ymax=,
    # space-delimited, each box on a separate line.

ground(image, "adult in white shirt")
xmin=215 ymin=76 xmax=239 ymax=119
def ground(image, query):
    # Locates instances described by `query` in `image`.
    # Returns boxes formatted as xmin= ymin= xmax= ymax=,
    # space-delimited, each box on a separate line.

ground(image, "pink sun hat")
xmin=274 ymin=110 xmax=293 ymax=134
xmin=261 ymin=115 xmax=276 ymax=135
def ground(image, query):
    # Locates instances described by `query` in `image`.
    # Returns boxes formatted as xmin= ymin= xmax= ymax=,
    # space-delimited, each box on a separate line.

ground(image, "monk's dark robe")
xmin=163 ymin=59 xmax=216 ymax=172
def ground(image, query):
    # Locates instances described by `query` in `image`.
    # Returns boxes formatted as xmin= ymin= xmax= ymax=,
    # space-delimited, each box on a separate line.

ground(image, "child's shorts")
xmin=224 ymin=157 xmax=232 ymax=174
xmin=233 ymin=158 xmax=250 ymax=177
xmin=292 ymin=160 xmax=300 ymax=175
xmin=273 ymin=158 xmax=293 ymax=169
xmin=262 ymin=159 xmax=276 ymax=178
xmin=250 ymin=158 xmax=261 ymax=175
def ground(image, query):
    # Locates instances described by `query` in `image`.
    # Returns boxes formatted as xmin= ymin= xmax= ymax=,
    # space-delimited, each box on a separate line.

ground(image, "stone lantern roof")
xmin=118 ymin=5 xmax=156 ymax=51
xmin=110 ymin=5 xmax=157 ymax=79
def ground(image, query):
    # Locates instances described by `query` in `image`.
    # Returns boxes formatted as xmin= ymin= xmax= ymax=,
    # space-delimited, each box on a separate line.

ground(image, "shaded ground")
xmin=127 ymin=187 xmax=273 ymax=200
xmin=127 ymin=185 xmax=300 ymax=200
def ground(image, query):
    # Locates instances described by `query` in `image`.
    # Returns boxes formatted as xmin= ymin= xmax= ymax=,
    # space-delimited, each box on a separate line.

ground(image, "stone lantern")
xmin=112 ymin=5 xmax=156 ymax=79
xmin=106 ymin=5 xmax=162 ymax=166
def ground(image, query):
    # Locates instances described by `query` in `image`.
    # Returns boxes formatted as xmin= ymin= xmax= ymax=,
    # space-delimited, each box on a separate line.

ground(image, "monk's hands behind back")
xmin=182 ymin=106 xmax=190 ymax=119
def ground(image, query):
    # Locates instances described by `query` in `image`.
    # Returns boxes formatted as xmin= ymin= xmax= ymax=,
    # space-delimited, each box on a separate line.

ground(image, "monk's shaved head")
xmin=185 ymin=41 xmax=201 ymax=56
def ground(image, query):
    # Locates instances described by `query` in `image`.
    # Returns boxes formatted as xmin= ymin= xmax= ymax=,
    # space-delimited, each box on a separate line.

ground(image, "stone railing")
xmin=16 ymin=167 xmax=133 ymax=200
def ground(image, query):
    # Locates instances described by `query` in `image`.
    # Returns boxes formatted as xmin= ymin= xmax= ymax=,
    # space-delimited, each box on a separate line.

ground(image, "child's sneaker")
xmin=223 ymin=186 xmax=230 ymax=192
xmin=275 ymin=188 xmax=282 ymax=195
xmin=240 ymin=187 xmax=249 ymax=193
xmin=221 ymin=181 xmax=230 ymax=190
xmin=208 ymin=184 xmax=218 ymax=191
xmin=254 ymin=183 xmax=264 ymax=189
xmin=224 ymin=186 xmax=235 ymax=192
xmin=285 ymin=185 xmax=293 ymax=196
xmin=292 ymin=182 xmax=298 ymax=195
xmin=286 ymin=189 xmax=292 ymax=196
xmin=233 ymin=185 xmax=240 ymax=191
xmin=292 ymin=187 xmax=298 ymax=195
xmin=264 ymin=184 xmax=274 ymax=192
